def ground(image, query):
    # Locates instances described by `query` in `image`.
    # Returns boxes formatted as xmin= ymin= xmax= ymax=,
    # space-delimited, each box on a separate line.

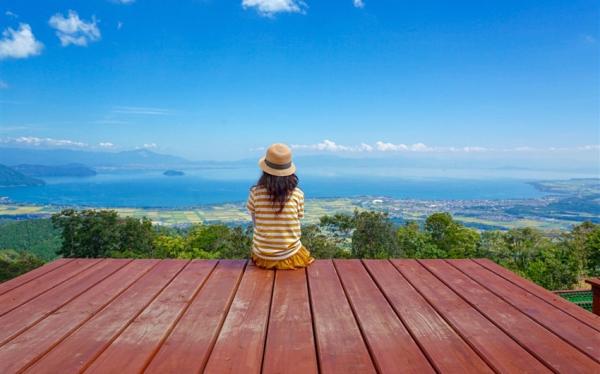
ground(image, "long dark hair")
xmin=254 ymin=172 xmax=299 ymax=213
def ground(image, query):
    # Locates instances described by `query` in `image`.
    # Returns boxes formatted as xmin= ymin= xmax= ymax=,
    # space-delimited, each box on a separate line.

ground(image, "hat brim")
xmin=258 ymin=157 xmax=296 ymax=177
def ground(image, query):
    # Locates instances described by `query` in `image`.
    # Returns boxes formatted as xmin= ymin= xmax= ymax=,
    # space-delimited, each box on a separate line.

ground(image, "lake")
xmin=0 ymin=168 xmax=550 ymax=208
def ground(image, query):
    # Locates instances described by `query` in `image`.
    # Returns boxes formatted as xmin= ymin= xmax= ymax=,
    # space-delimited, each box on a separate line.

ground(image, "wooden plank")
xmin=145 ymin=260 xmax=246 ymax=374
xmin=84 ymin=260 xmax=217 ymax=373
xmin=424 ymin=259 xmax=600 ymax=372
xmin=0 ymin=259 xmax=159 ymax=373
xmin=307 ymin=260 xmax=376 ymax=374
xmin=363 ymin=260 xmax=494 ymax=374
xmin=334 ymin=260 xmax=435 ymax=373
xmin=391 ymin=259 xmax=550 ymax=373
xmin=0 ymin=258 xmax=73 ymax=296
xmin=0 ymin=259 xmax=131 ymax=346
xmin=448 ymin=259 xmax=600 ymax=363
xmin=22 ymin=260 xmax=187 ymax=374
xmin=203 ymin=263 xmax=274 ymax=374
xmin=0 ymin=258 xmax=100 ymax=316
xmin=262 ymin=268 xmax=319 ymax=374
xmin=476 ymin=259 xmax=600 ymax=331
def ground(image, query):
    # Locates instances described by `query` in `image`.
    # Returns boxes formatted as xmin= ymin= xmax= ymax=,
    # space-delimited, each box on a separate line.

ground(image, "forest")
xmin=1 ymin=208 xmax=599 ymax=290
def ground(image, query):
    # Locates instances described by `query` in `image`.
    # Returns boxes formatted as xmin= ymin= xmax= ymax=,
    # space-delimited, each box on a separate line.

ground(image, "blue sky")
xmin=0 ymin=0 xmax=598 ymax=162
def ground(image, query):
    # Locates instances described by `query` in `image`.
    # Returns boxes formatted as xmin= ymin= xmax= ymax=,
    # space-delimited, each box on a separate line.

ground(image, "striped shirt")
xmin=246 ymin=186 xmax=305 ymax=261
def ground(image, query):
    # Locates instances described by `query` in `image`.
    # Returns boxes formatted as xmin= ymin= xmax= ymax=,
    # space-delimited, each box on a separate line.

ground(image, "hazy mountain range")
xmin=0 ymin=148 xmax=190 ymax=168
xmin=1 ymin=147 xmax=598 ymax=176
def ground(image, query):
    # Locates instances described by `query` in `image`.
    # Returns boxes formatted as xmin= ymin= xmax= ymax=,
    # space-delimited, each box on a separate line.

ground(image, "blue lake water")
xmin=0 ymin=169 xmax=548 ymax=208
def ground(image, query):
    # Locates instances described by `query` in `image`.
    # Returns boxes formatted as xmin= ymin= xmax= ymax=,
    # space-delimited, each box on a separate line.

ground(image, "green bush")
xmin=0 ymin=249 xmax=45 ymax=282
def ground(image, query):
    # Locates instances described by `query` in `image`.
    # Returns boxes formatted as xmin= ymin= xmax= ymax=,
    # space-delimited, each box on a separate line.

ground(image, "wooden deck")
xmin=1 ymin=259 xmax=599 ymax=373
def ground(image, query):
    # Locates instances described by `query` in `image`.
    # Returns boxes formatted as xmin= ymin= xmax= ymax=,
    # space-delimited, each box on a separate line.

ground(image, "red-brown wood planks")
xmin=0 ymin=258 xmax=73 ymax=296
xmin=448 ymin=259 xmax=600 ymax=363
xmin=391 ymin=259 xmax=551 ymax=373
xmin=2 ymin=258 xmax=599 ymax=373
xmin=0 ymin=259 xmax=130 ymax=346
xmin=0 ymin=259 xmax=159 ymax=373
xmin=145 ymin=260 xmax=246 ymax=373
xmin=363 ymin=259 xmax=494 ymax=373
xmin=335 ymin=259 xmax=435 ymax=373
xmin=307 ymin=260 xmax=376 ymax=374
xmin=204 ymin=263 xmax=274 ymax=374
xmin=475 ymin=258 xmax=600 ymax=331
xmin=422 ymin=259 xmax=600 ymax=372
xmin=262 ymin=268 xmax=318 ymax=374
xmin=146 ymin=260 xmax=246 ymax=373
xmin=0 ymin=258 xmax=100 ymax=316
xmin=24 ymin=260 xmax=187 ymax=374
xmin=84 ymin=260 xmax=217 ymax=373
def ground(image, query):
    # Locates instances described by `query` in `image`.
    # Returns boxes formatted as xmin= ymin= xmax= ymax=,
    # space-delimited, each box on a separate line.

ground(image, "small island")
xmin=163 ymin=169 xmax=185 ymax=177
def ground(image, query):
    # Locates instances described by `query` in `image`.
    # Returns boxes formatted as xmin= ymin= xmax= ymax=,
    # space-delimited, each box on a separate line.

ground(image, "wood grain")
xmin=262 ymin=268 xmax=319 ymax=374
xmin=363 ymin=259 xmax=493 ymax=373
xmin=204 ymin=263 xmax=274 ymax=374
xmin=24 ymin=260 xmax=186 ymax=374
xmin=0 ymin=259 xmax=158 ymax=374
xmin=391 ymin=259 xmax=551 ymax=373
xmin=307 ymin=260 xmax=376 ymax=374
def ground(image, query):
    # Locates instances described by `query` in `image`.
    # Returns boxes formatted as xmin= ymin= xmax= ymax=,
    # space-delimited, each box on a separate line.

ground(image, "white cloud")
xmin=0 ymin=23 xmax=43 ymax=59
xmin=242 ymin=0 xmax=306 ymax=17
xmin=292 ymin=139 xmax=373 ymax=152
xmin=287 ymin=140 xmax=599 ymax=154
xmin=49 ymin=10 xmax=101 ymax=47
xmin=5 ymin=11 xmax=18 ymax=18
xmin=1 ymin=136 xmax=88 ymax=148
xmin=99 ymin=142 xmax=115 ymax=148
xmin=375 ymin=141 xmax=435 ymax=152
xmin=143 ymin=143 xmax=157 ymax=149
xmin=353 ymin=0 xmax=365 ymax=8
xmin=112 ymin=0 xmax=135 ymax=4
xmin=117 ymin=21 xmax=123 ymax=30
xmin=113 ymin=106 xmax=171 ymax=115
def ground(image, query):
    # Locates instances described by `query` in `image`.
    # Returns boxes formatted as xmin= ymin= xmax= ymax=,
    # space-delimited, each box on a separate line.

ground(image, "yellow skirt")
xmin=252 ymin=246 xmax=315 ymax=270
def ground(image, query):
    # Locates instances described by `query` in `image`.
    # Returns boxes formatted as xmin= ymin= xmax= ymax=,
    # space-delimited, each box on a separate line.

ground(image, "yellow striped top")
xmin=246 ymin=186 xmax=305 ymax=261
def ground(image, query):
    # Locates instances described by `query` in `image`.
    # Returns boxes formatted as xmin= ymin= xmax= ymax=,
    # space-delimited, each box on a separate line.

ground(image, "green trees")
xmin=562 ymin=222 xmax=600 ymax=277
xmin=52 ymin=209 xmax=253 ymax=260
xmin=0 ymin=249 xmax=45 ymax=282
xmin=352 ymin=211 xmax=401 ymax=258
xmin=42 ymin=207 xmax=600 ymax=291
xmin=0 ymin=219 xmax=61 ymax=261
xmin=319 ymin=211 xmax=400 ymax=258
xmin=424 ymin=213 xmax=479 ymax=258
xmin=301 ymin=224 xmax=350 ymax=259
xmin=479 ymin=227 xmax=579 ymax=289
xmin=52 ymin=209 xmax=156 ymax=258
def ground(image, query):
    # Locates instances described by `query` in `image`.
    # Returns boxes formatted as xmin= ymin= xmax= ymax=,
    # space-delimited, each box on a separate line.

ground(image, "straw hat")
xmin=258 ymin=143 xmax=296 ymax=177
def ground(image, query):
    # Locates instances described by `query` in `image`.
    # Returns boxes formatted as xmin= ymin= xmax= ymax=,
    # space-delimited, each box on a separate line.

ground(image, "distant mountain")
xmin=0 ymin=164 xmax=45 ymax=187
xmin=14 ymin=163 xmax=97 ymax=177
xmin=0 ymin=148 xmax=191 ymax=168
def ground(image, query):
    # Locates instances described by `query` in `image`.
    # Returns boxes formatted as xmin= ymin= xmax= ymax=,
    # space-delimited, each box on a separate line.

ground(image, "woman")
xmin=246 ymin=143 xmax=314 ymax=269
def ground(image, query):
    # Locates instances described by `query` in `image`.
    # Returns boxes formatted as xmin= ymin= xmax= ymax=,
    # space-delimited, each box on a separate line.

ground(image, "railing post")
xmin=585 ymin=278 xmax=600 ymax=316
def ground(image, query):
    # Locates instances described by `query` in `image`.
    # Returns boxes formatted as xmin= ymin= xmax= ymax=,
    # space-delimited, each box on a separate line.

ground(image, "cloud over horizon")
xmin=288 ymin=140 xmax=600 ymax=154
